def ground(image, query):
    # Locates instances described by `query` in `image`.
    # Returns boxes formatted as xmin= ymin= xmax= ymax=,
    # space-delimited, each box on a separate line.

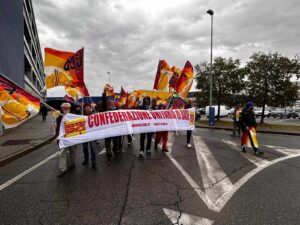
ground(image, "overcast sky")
xmin=32 ymin=0 xmax=300 ymax=96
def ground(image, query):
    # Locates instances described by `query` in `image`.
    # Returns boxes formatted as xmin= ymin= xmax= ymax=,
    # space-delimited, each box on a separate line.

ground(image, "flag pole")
xmin=40 ymin=100 xmax=63 ymax=116
xmin=81 ymin=96 xmax=84 ymax=115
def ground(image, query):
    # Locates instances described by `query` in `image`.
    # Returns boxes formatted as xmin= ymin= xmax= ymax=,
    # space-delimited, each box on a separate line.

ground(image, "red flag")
xmin=119 ymin=86 xmax=128 ymax=108
xmin=176 ymin=61 xmax=194 ymax=98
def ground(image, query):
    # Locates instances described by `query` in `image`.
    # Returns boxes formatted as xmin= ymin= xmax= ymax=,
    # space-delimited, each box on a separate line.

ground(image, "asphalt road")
xmin=1 ymin=129 xmax=300 ymax=225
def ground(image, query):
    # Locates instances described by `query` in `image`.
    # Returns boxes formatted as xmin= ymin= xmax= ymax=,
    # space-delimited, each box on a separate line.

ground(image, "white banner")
xmin=58 ymin=108 xmax=195 ymax=149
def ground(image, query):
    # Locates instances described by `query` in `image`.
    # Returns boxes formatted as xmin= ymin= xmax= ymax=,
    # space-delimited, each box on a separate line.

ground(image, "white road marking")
xmin=166 ymin=134 xmax=218 ymax=211
xmin=264 ymin=145 xmax=299 ymax=155
xmin=0 ymin=151 xmax=59 ymax=192
xmin=222 ymin=140 xmax=268 ymax=167
xmin=214 ymin=152 xmax=300 ymax=211
xmin=193 ymin=136 xmax=234 ymax=204
xmin=163 ymin=208 xmax=214 ymax=225
xmin=167 ymin=133 xmax=300 ymax=212
xmin=98 ymin=148 xmax=106 ymax=155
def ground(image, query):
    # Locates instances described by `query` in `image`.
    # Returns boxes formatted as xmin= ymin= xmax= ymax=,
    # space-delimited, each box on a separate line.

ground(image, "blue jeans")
xmin=82 ymin=141 xmax=96 ymax=163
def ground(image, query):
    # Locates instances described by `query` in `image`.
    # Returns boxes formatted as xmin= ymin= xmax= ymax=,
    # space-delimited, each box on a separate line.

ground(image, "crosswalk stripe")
xmin=193 ymin=136 xmax=234 ymax=203
xmin=264 ymin=145 xmax=300 ymax=156
xmin=222 ymin=140 xmax=268 ymax=167
xmin=163 ymin=208 xmax=214 ymax=225
xmin=166 ymin=134 xmax=218 ymax=211
xmin=214 ymin=152 xmax=300 ymax=211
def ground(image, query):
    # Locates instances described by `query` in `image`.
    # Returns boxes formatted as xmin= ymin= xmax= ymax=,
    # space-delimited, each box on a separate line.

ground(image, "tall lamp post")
xmin=207 ymin=9 xmax=214 ymax=126
xmin=107 ymin=71 xmax=111 ymax=84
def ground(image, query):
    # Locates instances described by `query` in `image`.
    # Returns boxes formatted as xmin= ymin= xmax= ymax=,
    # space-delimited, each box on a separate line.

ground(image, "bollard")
xmin=209 ymin=107 xmax=215 ymax=126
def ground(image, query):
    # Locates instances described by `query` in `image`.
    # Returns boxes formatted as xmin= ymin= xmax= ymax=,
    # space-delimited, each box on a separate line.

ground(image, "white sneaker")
xmin=187 ymin=143 xmax=192 ymax=148
xmin=139 ymin=151 xmax=144 ymax=158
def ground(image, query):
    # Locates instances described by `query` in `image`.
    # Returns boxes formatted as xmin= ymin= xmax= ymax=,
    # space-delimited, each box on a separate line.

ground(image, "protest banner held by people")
xmin=239 ymin=102 xmax=263 ymax=155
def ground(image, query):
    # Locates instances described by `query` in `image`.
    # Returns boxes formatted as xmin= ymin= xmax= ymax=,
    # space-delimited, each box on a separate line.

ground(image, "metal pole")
xmin=107 ymin=72 xmax=110 ymax=84
xmin=209 ymin=14 xmax=213 ymax=107
xmin=207 ymin=9 xmax=214 ymax=126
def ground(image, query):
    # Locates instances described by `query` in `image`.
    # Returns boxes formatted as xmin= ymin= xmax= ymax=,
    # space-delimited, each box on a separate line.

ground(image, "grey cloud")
xmin=33 ymin=0 xmax=300 ymax=96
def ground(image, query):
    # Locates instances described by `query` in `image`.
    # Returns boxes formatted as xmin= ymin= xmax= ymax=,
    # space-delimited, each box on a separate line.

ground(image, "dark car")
xmin=269 ymin=109 xmax=286 ymax=118
xmin=287 ymin=110 xmax=300 ymax=119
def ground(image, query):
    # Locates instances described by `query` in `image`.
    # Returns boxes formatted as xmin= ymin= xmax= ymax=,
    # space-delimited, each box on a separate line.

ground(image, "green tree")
xmin=195 ymin=57 xmax=245 ymax=120
xmin=245 ymin=52 xmax=300 ymax=123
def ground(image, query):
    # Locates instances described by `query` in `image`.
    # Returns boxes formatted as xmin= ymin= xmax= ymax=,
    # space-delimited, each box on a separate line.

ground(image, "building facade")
xmin=0 ymin=0 xmax=44 ymax=98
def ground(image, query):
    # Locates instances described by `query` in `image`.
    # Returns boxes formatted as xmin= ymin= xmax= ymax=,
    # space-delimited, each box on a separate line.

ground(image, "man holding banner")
xmin=139 ymin=96 xmax=154 ymax=158
xmin=82 ymin=103 xmax=97 ymax=169
xmin=56 ymin=102 xmax=76 ymax=177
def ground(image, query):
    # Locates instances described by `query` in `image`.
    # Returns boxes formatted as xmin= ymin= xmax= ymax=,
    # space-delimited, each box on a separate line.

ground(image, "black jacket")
xmin=239 ymin=108 xmax=257 ymax=130
xmin=56 ymin=115 xmax=63 ymax=137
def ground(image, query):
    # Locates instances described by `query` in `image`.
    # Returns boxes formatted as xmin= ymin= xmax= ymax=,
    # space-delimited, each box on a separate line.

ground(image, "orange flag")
xmin=44 ymin=47 xmax=89 ymax=100
xmin=153 ymin=60 xmax=172 ymax=92
xmin=118 ymin=86 xmax=128 ymax=107
xmin=169 ymin=66 xmax=182 ymax=91
xmin=0 ymin=74 xmax=40 ymax=128
xmin=176 ymin=61 xmax=194 ymax=98
xmin=104 ymin=83 xmax=115 ymax=97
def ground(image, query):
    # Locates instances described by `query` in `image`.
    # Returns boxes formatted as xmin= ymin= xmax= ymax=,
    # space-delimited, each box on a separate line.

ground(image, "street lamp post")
xmin=107 ymin=71 xmax=111 ymax=84
xmin=207 ymin=9 xmax=214 ymax=126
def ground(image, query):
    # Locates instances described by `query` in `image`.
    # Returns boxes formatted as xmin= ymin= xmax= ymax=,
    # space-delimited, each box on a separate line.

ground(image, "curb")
xmin=196 ymin=125 xmax=300 ymax=136
xmin=0 ymin=134 xmax=56 ymax=167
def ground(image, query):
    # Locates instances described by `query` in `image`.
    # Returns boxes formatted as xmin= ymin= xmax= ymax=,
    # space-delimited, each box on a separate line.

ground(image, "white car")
xmin=205 ymin=105 xmax=231 ymax=117
xmin=254 ymin=108 xmax=270 ymax=118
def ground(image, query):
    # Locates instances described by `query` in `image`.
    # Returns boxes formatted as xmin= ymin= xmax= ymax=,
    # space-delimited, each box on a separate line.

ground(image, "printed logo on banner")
xmin=189 ymin=111 xmax=195 ymax=125
xmin=64 ymin=118 xmax=86 ymax=137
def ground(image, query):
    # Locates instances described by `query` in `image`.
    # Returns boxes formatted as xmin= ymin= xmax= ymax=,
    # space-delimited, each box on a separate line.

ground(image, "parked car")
xmin=287 ymin=110 xmax=300 ymax=119
xmin=254 ymin=108 xmax=270 ymax=118
xmin=269 ymin=109 xmax=286 ymax=118
xmin=205 ymin=105 xmax=231 ymax=118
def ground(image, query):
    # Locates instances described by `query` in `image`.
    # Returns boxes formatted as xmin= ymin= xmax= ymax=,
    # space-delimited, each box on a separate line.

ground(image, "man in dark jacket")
xmin=139 ymin=96 xmax=153 ymax=158
xmin=102 ymin=90 xmax=120 ymax=163
xmin=40 ymin=105 xmax=48 ymax=122
xmin=82 ymin=103 xmax=97 ymax=169
xmin=239 ymin=102 xmax=263 ymax=155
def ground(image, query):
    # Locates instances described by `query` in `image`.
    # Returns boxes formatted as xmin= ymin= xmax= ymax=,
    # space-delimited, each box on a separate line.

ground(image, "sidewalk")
xmin=196 ymin=119 xmax=300 ymax=136
xmin=0 ymin=114 xmax=56 ymax=166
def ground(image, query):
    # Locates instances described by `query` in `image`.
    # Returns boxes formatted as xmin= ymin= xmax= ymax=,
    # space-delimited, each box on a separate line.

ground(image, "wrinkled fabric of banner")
xmin=58 ymin=108 xmax=195 ymax=149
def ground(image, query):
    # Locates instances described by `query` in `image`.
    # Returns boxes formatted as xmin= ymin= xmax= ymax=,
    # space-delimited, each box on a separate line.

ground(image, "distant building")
xmin=0 ymin=0 xmax=44 ymax=98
